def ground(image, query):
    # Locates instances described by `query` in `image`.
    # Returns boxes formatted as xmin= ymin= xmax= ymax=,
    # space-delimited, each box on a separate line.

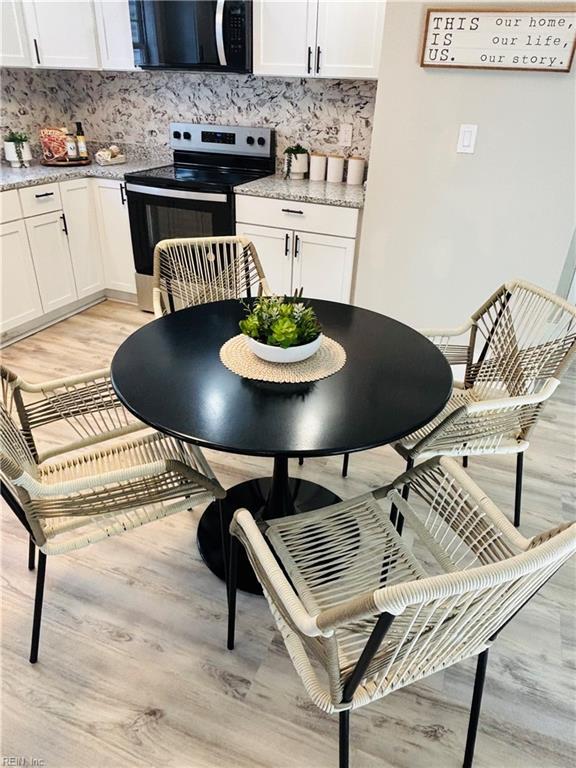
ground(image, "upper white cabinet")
xmin=315 ymin=1 xmax=385 ymax=79
xmin=253 ymin=0 xmax=316 ymax=77
xmin=23 ymin=0 xmax=100 ymax=69
xmin=93 ymin=0 xmax=135 ymax=70
xmin=0 ymin=0 xmax=33 ymax=67
xmin=253 ymin=0 xmax=385 ymax=79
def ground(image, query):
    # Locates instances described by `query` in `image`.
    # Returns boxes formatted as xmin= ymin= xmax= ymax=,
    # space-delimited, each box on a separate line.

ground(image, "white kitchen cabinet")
xmin=60 ymin=179 xmax=105 ymax=298
xmin=22 ymin=0 xmax=100 ymax=69
xmin=293 ymin=230 xmax=354 ymax=301
xmin=253 ymin=0 xmax=316 ymax=77
xmin=93 ymin=179 xmax=136 ymax=294
xmin=253 ymin=0 xmax=385 ymax=79
xmin=238 ymin=222 xmax=293 ymax=295
xmin=0 ymin=0 xmax=33 ymax=67
xmin=94 ymin=0 xmax=135 ymax=70
xmin=0 ymin=220 xmax=43 ymax=333
xmin=315 ymin=0 xmax=385 ymax=79
xmin=25 ymin=211 xmax=78 ymax=313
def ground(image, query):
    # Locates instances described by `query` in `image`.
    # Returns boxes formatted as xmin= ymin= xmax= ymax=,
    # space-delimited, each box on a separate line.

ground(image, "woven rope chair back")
xmin=468 ymin=280 xmax=576 ymax=398
xmin=252 ymin=459 xmax=576 ymax=711
xmin=153 ymin=236 xmax=268 ymax=315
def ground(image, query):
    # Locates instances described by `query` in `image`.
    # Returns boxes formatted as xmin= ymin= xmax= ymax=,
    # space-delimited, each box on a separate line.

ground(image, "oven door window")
xmin=128 ymin=193 xmax=234 ymax=276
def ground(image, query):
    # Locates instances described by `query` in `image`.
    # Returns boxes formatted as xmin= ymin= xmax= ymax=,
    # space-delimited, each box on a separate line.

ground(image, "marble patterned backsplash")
xmin=1 ymin=68 xmax=377 ymax=166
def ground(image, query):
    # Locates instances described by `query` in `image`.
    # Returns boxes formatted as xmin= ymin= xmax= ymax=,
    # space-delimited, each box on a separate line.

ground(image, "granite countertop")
xmin=234 ymin=175 xmax=365 ymax=209
xmin=0 ymin=156 xmax=168 ymax=192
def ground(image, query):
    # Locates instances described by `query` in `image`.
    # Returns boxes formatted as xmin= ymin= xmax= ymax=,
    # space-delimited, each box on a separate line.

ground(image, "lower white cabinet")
xmin=0 ymin=219 xmax=43 ymax=332
xmin=237 ymin=198 xmax=358 ymax=302
xmin=93 ymin=179 xmax=136 ymax=294
xmin=25 ymin=211 xmax=78 ymax=313
xmin=293 ymin=231 xmax=355 ymax=302
xmin=60 ymin=178 xmax=105 ymax=298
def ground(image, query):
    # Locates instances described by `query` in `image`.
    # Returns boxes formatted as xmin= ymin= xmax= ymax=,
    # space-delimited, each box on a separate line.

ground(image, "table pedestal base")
xmin=197 ymin=472 xmax=341 ymax=595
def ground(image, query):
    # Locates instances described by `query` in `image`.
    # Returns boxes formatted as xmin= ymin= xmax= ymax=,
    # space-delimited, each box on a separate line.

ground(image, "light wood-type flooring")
xmin=1 ymin=300 xmax=575 ymax=768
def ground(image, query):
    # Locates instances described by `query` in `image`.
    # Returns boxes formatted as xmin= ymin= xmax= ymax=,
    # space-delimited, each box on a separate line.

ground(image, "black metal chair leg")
xmin=395 ymin=458 xmax=414 ymax=535
xmin=341 ymin=453 xmax=350 ymax=478
xmin=298 ymin=456 xmax=304 ymax=466
xmin=339 ymin=710 xmax=350 ymax=768
xmin=29 ymin=551 xmax=46 ymax=664
xmin=463 ymin=456 xmax=469 ymax=468
xmin=227 ymin=536 xmax=239 ymax=651
xmin=217 ymin=499 xmax=229 ymax=595
xmin=463 ymin=649 xmax=489 ymax=768
xmin=514 ymin=453 xmax=524 ymax=528
xmin=28 ymin=536 xmax=35 ymax=571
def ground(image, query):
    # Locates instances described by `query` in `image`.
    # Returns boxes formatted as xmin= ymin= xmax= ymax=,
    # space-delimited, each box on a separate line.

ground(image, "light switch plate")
xmin=338 ymin=123 xmax=353 ymax=147
xmin=457 ymin=124 xmax=478 ymax=153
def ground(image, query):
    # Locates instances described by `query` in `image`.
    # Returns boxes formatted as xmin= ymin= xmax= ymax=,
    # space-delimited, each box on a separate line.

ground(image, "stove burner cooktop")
xmin=126 ymin=163 xmax=271 ymax=193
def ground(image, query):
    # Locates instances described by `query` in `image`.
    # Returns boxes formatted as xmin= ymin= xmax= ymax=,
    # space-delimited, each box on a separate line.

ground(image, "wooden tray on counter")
xmin=41 ymin=158 xmax=92 ymax=167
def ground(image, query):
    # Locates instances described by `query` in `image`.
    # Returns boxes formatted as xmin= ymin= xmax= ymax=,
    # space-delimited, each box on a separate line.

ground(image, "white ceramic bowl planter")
xmin=4 ymin=140 xmax=32 ymax=168
xmin=248 ymin=334 xmax=323 ymax=363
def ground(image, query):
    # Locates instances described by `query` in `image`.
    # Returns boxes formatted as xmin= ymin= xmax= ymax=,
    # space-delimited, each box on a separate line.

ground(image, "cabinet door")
xmin=60 ymin=179 xmax=105 ymax=299
xmin=0 ymin=220 xmax=43 ymax=333
xmin=253 ymin=0 xmax=317 ymax=77
xmin=94 ymin=0 xmax=134 ymax=69
xmin=23 ymin=0 xmax=100 ymax=69
xmin=25 ymin=211 xmax=78 ymax=313
xmin=1 ymin=1 xmax=32 ymax=67
xmin=236 ymin=223 xmax=293 ymax=297
xmin=315 ymin=0 xmax=385 ymax=79
xmin=94 ymin=180 xmax=136 ymax=294
xmin=293 ymin=231 xmax=354 ymax=302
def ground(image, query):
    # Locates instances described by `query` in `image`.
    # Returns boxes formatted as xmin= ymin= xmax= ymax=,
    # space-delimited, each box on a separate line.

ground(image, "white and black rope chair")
xmin=226 ymin=456 xmax=575 ymax=768
xmin=152 ymin=234 xmax=270 ymax=318
xmin=1 ymin=365 xmax=225 ymax=663
xmin=342 ymin=280 xmax=576 ymax=527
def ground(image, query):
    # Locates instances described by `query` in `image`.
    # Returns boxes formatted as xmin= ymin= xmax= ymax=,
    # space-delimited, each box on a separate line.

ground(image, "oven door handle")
xmin=215 ymin=0 xmax=227 ymax=67
xmin=125 ymin=183 xmax=228 ymax=203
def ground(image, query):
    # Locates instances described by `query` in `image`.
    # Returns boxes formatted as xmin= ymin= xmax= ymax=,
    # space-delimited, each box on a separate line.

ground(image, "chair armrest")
xmin=231 ymin=509 xmax=327 ymax=637
xmin=152 ymin=287 xmax=166 ymax=318
xmin=464 ymin=378 xmax=560 ymax=413
xmin=418 ymin=319 xmax=475 ymax=339
xmin=418 ymin=319 xmax=474 ymax=366
xmin=15 ymin=458 xmax=224 ymax=500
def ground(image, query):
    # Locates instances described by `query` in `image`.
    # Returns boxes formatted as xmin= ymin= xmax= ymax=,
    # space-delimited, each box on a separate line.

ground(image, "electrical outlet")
xmin=338 ymin=123 xmax=353 ymax=147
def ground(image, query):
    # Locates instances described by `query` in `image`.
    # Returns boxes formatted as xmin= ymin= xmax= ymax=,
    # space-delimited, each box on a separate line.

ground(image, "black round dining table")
xmin=111 ymin=299 xmax=452 ymax=593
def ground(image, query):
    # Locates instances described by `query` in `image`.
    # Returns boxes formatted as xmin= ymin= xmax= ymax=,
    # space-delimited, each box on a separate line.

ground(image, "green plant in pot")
xmin=239 ymin=294 xmax=322 ymax=363
xmin=4 ymin=130 xmax=32 ymax=168
xmin=284 ymin=144 xmax=309 ymax=180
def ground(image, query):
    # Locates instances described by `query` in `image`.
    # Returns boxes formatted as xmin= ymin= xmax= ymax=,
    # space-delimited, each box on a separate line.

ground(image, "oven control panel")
xmin=170 ymin=123 xmax=273 ymax=158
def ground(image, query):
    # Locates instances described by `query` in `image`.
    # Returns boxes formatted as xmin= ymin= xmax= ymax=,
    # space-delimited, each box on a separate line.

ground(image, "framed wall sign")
xmin=420 ymin=6 xmax=576 ymax=71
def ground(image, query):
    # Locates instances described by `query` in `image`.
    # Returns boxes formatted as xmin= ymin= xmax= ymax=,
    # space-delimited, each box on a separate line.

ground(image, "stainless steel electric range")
xmin=125 ymin=122 xmax=276 ymax=311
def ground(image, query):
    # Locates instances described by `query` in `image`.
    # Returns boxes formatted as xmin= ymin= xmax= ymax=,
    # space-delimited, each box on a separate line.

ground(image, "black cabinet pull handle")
xmin=35 ymin=192 xmax=54 ymax=198
xmin=120 ymin=183 xmax=126 ymax=205
xmin=284 ymin=233 xmax=290 ymax=256
xmin=60 ymin=213 xmax=68 ymax=235
xmin=33 ymin=38 xmax=41 ymax=64
xmin=294 ymin=234 xmax=300 ymax=258
xmin=281 ymin=208 xmax=303 ymax=215
xmin=316 ymin=46 xmax=321 ymax=74
xmin=307 ymin=46 xmax=312 ymax=74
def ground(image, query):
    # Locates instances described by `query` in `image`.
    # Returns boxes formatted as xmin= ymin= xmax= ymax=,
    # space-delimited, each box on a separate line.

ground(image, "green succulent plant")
xmin=239 ymin=294 xmax=321 ymax=349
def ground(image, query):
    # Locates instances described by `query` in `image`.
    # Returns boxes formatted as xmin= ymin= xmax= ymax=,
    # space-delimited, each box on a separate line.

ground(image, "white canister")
xmin=326 ymin=155 xmax=345 ymax=184
xmin=309 ymin=153 xmax=327 ymax=182
xmin=346 ymin=156 xmax=365 ymax=186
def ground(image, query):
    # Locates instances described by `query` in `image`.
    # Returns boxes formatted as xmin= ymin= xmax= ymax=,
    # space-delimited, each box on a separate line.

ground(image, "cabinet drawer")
xmin=0 ymin=189 xmax=23 ymax=224
xmin=19 ymin=183 xmax=62 ymax=218
xmin=235 ymin=195 xmax=358 ymax=238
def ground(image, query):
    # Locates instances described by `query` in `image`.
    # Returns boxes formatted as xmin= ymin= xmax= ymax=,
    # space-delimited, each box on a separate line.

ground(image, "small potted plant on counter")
xmin=283 ymin=144 xmax=308 ymax=180
xmin=4 ymin=130 xmax=32 ymax=168
xmin=239 ymin=295 xmax=322 ymax=363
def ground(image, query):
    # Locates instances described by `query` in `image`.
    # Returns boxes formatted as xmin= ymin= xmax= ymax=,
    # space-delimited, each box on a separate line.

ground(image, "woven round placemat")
xmin=220 ymin=334 xmax=346 ymax=383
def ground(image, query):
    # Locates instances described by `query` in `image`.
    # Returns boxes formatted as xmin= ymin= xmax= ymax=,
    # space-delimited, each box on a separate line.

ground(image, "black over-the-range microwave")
xmin=129 ymin=0 xmax=252 ymax=73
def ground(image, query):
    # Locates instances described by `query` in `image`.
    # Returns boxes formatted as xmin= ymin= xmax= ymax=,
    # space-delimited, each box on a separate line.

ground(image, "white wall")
xmin=355 ymin=0 xmax=576 ymax=327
